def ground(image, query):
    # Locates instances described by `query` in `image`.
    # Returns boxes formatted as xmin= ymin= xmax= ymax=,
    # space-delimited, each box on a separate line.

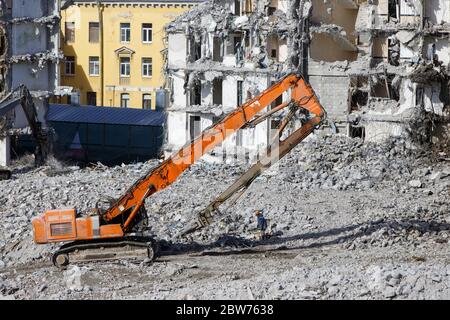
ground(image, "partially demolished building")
xmin=164 ymin=0 xmax=450 ymax=161
xmin=0 ymin=0 xmax=62 ymax=166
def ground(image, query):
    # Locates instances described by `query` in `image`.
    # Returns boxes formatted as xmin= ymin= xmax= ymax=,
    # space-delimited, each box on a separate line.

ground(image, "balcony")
xmin=119 ymin=77 xmax=130 ymax=85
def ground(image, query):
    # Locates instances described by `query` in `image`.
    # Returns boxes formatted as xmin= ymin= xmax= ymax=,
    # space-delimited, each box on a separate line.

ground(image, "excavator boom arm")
xmin=181 ymin=112 xmax=323 ymax=236
xmin=102 ymin=74 xmax=324 ymax=230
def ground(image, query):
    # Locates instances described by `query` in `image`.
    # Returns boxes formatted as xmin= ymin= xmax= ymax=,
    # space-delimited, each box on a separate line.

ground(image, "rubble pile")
xmin=278 ymin=135 xmax=449 ymax=193
xmin=0 ymin=134 xmax=449 ymax=299
xmin=0 ymin=135 xmax=448 ymax=269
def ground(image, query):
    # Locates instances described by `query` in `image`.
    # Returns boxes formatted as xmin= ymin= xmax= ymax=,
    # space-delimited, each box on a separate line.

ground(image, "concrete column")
xmin=0 ymin=135 xmax=11 ymax=167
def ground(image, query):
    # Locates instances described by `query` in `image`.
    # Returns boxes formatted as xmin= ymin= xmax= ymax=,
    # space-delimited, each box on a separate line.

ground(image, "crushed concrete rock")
xmin=0 ymin=135 xmax=449 ymax=299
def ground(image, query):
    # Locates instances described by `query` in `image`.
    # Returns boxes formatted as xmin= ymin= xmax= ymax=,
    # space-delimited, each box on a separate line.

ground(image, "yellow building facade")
xmin=59 ymin=0 xmax=200 ymax=109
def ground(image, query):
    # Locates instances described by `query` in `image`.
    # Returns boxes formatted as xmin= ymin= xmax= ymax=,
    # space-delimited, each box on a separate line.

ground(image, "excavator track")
xmin=52 ymin=236 xmax=158 ymax=268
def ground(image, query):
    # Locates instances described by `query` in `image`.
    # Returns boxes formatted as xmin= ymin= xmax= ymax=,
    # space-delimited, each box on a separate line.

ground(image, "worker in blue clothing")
xmin=255 ymin=209 xmax=268 ymax=240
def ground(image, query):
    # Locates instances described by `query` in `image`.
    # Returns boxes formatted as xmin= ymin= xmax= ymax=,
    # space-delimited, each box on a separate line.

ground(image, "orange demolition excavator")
xmin=32 ymin=73 xmax=326 ymax=267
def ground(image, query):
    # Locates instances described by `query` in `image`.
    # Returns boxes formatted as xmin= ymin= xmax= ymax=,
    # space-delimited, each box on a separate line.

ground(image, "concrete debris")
xmin=8 ymin=51 xmax=64 ymax=66
xmin=0 ymin=14 xmax=60 ymax=27
xmin=0 ymin=133 xmax=449 ymax=299
xmin=165 ymin=0 xmax=450 ymax=161
xmin=0 ymin=0 xmax=449 ymax=301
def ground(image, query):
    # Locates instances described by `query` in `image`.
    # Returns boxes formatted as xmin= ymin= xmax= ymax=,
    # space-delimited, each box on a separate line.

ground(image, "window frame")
xmin=121 ymin=93 xmax=130 ymax=108
xmin=89 ymin=56 xmax=100 ymax=76
xmin=142 ymin=94 xmax=152 ymax=109
xmin=89 ymin=22 xmax=100 ymax=43
xmin=120 ymin=57 xmax=131 ymax=77
xmin=120 ymin=23 xmax=131 ymax=43
xmin=142 ymin=57 xmax=152 ymax=78
xmin=142 ymin=23 xmax=153 ymax=43
xmin=86 ymin=92 xmax=97 ymax=106
xmin=65 ymin=22 xmax=75 ymax=43
xmin=65 ymin=56 xmax=75 ymax=76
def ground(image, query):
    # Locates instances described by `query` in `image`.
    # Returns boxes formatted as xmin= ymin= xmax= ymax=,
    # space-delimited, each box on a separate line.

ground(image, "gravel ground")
xmin=0 ymin=135 xmax=449 ymax=299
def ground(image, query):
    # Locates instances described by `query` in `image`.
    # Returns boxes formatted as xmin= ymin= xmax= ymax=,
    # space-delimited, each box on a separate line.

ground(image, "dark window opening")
xmin=234 ymin=36 xmax=243 ymax=64
xmin=189 ymin=115 xmax=201 ymax=140
xmin=191 ymin=84 xmax=201 ymax=106
xmin=237 ymin=80 xmax=243 ymax=106
xmin=213 ymin=37 xmax=223 ymax=62
xmin=190 ymin=37 xmax=202 ymax=62
xmin=213 ymin=78 xmax=223 ymax=105
xmin=234 ymin=0 xmax=241 ymax=15
xmin=350 ymin=90 xmax=368 ymax=112
xmin=350 ymin=126 xmax=365 ymax=139
xmin=0 ymin=36 xmax=5 ymax=56
xmin=212 ymin=116 xmax=223 ymax=147
xmin=372 ymin=75 xmax=399 ymax=101
xmin=87 ymin=92 xmax=97 ymax=106
xmin=271 ymin=119 xmax=281 ymax=129
xmin=388 ymin=0 xmax=399 ymax=21
xmin=415 ymin=87 xmax=424 ymax=107
xmin=271 ymin=49 xmax=277 ymax=59
xmin=233 ymin=36 xmax=242 ymax=54
xmin=388 ymin=38 xmax=400 ymax=66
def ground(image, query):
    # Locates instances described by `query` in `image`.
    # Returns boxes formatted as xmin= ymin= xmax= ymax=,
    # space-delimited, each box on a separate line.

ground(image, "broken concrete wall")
xmin=164 ymin=0 xmax=295 ymax=161
xmin=425 ymin=0 xmax=450 ymax=25
xmin=165 ymin=0 xmax=450 ymax=159
xmin=0 ymin=0 xmax=61 ymax=165
xmin=308 ymin=61 xmax=350 ymax=125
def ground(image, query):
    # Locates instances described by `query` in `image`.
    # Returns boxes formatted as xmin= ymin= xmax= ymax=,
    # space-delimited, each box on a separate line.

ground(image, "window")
xmin=89 ymin=56 xmax=100 ymax=76
xmin=237 ymin=80 xmax=243 ymax=106
xmin=142 ymin=58 xmax=152 ymax=77
xmin=236 ymin=129 xmax=243 ymax=147
xmin=120 ymin=57 xmax=130 ymax=77
xmin=191 ymin=84 xmax=201 ymax=106
xmin=233 ymin=36 xmax=242 ymax=54
xmin=87 ymin=92 xmax=97 ymax=106
xmin=213 ymin=37 xmax=223 ymax=62
xmin=271 ymin=49 xmax=277 ymax=59
xmin=189 ymin=115 xmax=201 ymax=140
xmin=213 ymin=78 xmax=222 ymax=105
xmin=190 ymin=37 xmax=202 ymax=62
xmin=142 ymin=94 xmax=152 ymax=109
xmin=120 ymin=23 xmax=131 ymax=42
xmin=234 ymin=0 xmax=241 ymax=15
xmin=121 ymin=93 xmax=130 ymax=108
xmin=89 ymin=22 xmax=99 ymax=43
xmin=65 ymin=22 xmax=75 ymax=43
xmin=65 ymin=56 xmax=75 ymax=75
xmin=142 ymin=23 xmax=152 ymax=43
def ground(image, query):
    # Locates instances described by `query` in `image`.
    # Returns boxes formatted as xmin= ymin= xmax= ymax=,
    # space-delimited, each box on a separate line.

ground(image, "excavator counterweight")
xmin=31 ymin=73 xmax=326 ymax=268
